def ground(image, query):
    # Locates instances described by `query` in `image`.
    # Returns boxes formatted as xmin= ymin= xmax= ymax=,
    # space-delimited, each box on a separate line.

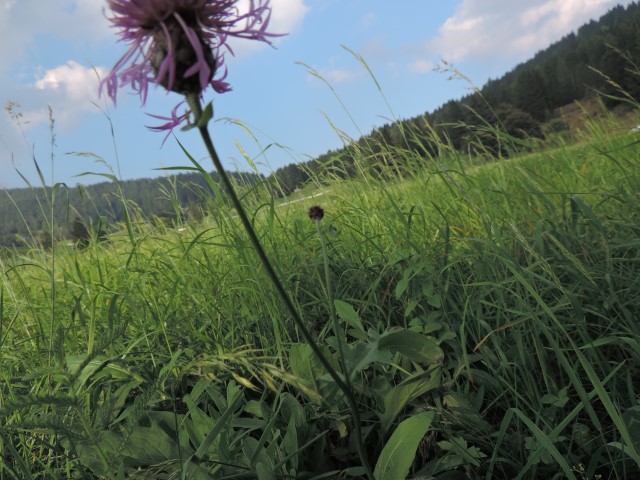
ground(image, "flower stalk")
xmin=187 ymin=93 xmax=372 ymax=479
xmin=101 ymin=1 xmax=373 ymax=476
xmin=312 ymin=209 xmax=351 ymax=389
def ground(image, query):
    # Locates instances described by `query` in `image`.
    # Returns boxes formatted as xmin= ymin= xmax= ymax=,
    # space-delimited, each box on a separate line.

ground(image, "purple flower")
xmin=100 ymin=0 xmax=278 ymax=132
xmin=145 ymin=101 xmax=190 ymax=143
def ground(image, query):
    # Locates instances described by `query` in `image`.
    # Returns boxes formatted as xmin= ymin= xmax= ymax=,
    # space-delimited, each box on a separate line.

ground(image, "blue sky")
xmin=0 ymin=0 xmax=634 ymax=189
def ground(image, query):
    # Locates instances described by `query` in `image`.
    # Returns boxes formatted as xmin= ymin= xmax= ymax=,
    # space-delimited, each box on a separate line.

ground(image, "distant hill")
xmin=270 ymin=1 xmax=640 ymax=193
xmin=0 ymin=170 xmax=263 ymax=248
xmin=2 ymin=2 xmax=639 ymax=248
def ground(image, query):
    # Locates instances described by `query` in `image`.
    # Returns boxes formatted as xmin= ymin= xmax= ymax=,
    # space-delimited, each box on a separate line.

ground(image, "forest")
xmin=0 ymin=170 xmax=262 ymax=248
xmin=1 ymin=2 xmax=639 ymax=248
xmin=271 ymin=2 xmax=640 ymax=192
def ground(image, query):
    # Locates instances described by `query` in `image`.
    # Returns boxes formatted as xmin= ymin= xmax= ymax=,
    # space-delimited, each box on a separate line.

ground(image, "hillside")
xmin=271 ymin=1 xmax=640 ymax=192
xmin=1 ymin=2 xmax=639 ymax=248
xmin=0 ymin=169 xmax=263 ymax=248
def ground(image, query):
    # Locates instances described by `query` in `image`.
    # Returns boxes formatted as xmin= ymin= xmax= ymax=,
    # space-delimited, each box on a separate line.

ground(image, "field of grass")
xmin=1 ymin=106 xmax=640 ymax=479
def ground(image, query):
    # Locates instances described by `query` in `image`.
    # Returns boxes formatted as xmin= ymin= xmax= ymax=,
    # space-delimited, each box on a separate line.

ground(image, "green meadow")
xmin=2 ymin=102 xmax=640 ymax=479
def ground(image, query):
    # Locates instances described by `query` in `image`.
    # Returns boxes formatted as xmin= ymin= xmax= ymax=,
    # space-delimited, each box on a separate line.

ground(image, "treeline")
xmin=0 ymin=170 xmax=262 ymax=248
xmin=271 ymin=2 xmax=640 ymax=194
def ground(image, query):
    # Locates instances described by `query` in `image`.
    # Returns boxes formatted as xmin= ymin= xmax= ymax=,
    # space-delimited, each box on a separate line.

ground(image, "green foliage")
xmin=70 ymin=216 xmax=91 ymax=247
xmin=0 ymin=169 xmax=263 ymax=248
xmin=4 ymin=118 xmax=640 ymax=477
xmin=374 ymin=411 xmax=435 ymax=480
xmin=513 ymin=68 xmax=549 ymax=122
xmin=2 ymin=5 xmax=640 ymax=478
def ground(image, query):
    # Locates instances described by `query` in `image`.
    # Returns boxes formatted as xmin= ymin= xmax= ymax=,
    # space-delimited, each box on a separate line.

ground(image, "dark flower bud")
xmin=308 ymin=205 xmax=324 ymax=221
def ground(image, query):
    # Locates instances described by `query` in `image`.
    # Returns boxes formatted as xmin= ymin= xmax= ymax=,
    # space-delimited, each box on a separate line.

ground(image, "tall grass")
xmin=1 ymin=68 xmax=640 ymax=478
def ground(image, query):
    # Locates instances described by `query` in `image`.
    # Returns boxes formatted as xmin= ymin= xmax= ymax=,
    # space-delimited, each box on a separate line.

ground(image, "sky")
xmin=0 ymin=0 xmax=635 ymax=189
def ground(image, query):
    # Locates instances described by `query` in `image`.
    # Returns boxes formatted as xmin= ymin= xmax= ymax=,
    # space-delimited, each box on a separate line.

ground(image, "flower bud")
xmin=308 ymin=205 xmax=324 ymax=221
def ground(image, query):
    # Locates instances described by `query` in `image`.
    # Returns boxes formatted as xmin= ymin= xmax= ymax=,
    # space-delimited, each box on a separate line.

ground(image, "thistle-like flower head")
xmin=101 ymin=0 xmax=277 ymax=131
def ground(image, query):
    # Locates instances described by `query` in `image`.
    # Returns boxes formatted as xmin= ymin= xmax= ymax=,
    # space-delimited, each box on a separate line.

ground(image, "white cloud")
xmin=358 ymin=12 xmax=377 ymax=30
xmin=234 ymin=0 xmax=309 ymax=36
xmin=228 ymin=0 xmax=309 ymax=56
xmin=410 ymin=59 xmax=433 ymax=74
xmin=19 ymin=61 xmax=106 ymax=132
xmin=0 ymin=1 xmax=111 ymax=176
xmin=0 ymin=0 xmax=109 ymax=70
xmin=361 ymin=37 xmax=394 ymax=62
xmin=321 ymin=67 xmax=364 ymax=84
xmin=35 ymin=61 xmax=104 ymax=103
xmin=270 ymin=0 xmax=309 ymax=34
xmin=428 ymin=0 xmax=631 ymax=62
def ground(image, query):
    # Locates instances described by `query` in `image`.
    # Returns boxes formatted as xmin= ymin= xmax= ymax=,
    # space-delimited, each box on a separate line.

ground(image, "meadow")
xmin=1 ymin=99 xmax=640 ymax=479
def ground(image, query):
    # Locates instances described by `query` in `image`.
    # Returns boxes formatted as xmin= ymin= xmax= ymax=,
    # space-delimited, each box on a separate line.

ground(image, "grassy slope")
xmin=1 ymin=111 xmax=640 ymax=478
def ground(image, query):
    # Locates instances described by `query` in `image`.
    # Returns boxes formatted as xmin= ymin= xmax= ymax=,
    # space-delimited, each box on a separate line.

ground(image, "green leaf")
xmin=395 ymin=267 xmax=413 ymax=299
xmin=437 ymin=437 xmax=486 ymax=467
xmin=404 ymin=299 xmax=419 ymax=318
xmin=289 ymin=344 xmax=325 ymax=381
xmin=66 ymin=354 xmax=144 ymax=389
xmin=182 ymin=462 xmax=214 ymax=480
xmin=193 ymin=393 xmax=242 ymax=458
xmin=289 ymin=344 xmax=338 ymax=403
xmin=75 ymin=421 xmax=188 ymax=476
xmin=427 ymin=294 xmax=442 ymax=308
xmin=570 ymin=195 xmax=604 ymax=231
xmin=73 ymin=431 xmax=123 ymax=475
xmin=541 ymin=387 xmax=569 ymax=408
xmin=379 ymin=329 xmax=444 ymax=365
xmin=380 ymin=368 xmax=441 ymax=436
xmin=184 ymin=400 xmax=216 ymax=447
xmin=125 ymin=422 xmax=185 ymax=464
xmin=282 ymin=416 xmax=299 ymax=470
xmin=374 ymin=411 xmax=435 ymax=480
xmin=334 ymin=300 xmax=365 ymax=334
xmin=245 ymin=400 xmax=271 ymax=419
xmin=343 ymin=340 xmax=392 ymax=379
xmin=623 ymin=405 xmax=640 ymax=447
xmin=280 ymin=393 xmax=306 ymax=434
xmin=256 ymin=462 xmax=276 ymax=480
xmin=243 ymin=436 xmax=274 ymax=471
xmin=197 ymin=102 xmax=214 ymax=127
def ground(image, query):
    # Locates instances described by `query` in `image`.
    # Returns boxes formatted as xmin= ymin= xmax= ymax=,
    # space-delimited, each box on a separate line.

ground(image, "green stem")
xmin=315 ymin=220 xmax=350 ymax=388
xmin=186 ymin=93 xmax=373 ymax=480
